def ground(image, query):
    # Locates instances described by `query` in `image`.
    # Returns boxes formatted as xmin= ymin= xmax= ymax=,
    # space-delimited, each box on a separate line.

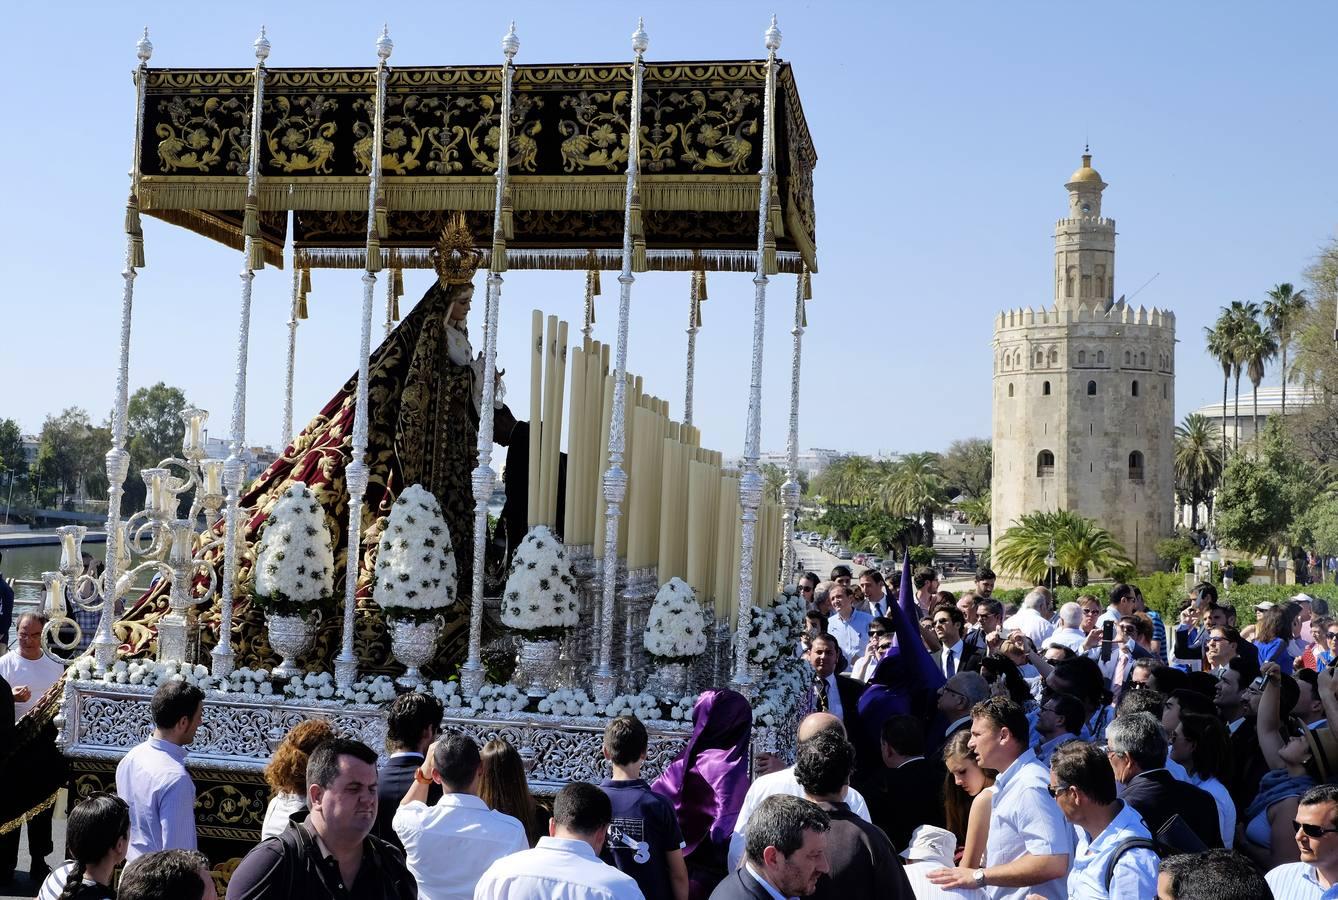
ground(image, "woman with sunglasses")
xmin=1168 ymin=713 xmax=1236 ymax=848
xmin=940 ymin=730 xmax=996 ymax=869
xmin=1240 ymin=662 xmax=1338 ymax=870
xmin=851 ymin=618 xmax=893 ymax=683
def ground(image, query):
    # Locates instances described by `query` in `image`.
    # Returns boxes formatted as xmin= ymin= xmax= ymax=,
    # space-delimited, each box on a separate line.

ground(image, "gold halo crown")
xmin=431 ymin=212 xmax=484 ymax=287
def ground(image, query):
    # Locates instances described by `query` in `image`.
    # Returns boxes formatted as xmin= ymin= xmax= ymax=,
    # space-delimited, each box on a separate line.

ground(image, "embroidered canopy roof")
xmin=139 ymin=60 xmax=817 ymax=273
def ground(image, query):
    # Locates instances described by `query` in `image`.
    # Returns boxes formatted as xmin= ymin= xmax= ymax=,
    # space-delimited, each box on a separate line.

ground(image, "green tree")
xmin=1173 ymin=413 xmax=1222 ymax=529
xmin=0 ymin=418 xmax=24 ymax=475
xmin=1204 ymin=317 xmax=1235 ymax=467
xmin=1215 ymin=424 xmax=1320 ymax=569
xmin=34 ymin=407 xmax=105 ymax=507
xmin=993 ymin=509 xmax=1132 ymax=586
xmin=940 ymin=438 xmax=992 ymax=500
xmin=1299 ymin=496 xmax=1338 ymax=560
xmin=1263 ymin=282 xmax=1309 ymax=417
xmin=1225 ymin=300 xmax=1262 ymax=453
xmin=1238 ymin=317 xmax=1278 ymax=453
xmin=123 ymin=383 xmax=189 ymax=515
xmin=1285 ymin=239 xmax=1338 ymax=466
xmin=879 ymin=452 xmax=948 ymax=548
xmin=958 ymin=494 xmax=992 ymax=546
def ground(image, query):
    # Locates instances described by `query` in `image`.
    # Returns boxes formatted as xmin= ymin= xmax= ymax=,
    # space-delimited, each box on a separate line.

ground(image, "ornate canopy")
xmin=139 ymin=60 xmax=817 ymax=273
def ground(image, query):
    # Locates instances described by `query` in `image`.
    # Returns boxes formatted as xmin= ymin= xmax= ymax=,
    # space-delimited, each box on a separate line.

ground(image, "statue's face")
xmin=447 ymin=284 xmax=474 ymax=323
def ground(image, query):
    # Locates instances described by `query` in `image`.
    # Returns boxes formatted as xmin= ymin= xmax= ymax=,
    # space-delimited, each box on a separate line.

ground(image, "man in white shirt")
xmin=116 ymin=680 xmax=203 ymax=861
xmin=1094 ymin=584 xmax=1136 ymax=629
xmin=0 ymin=613 xmax=66 ymax=883
xmin=1002 ymin=590 xmax=1056 ymax=648
xmin=927 ymin=697 xmax=1070 ymax=899
xmin=474 ymin=781 xmax=644 ymax=900
xmin=1043 ymin=603 xmax=1088 ymax=654
xmin=1047 ymin=741 xmax=1158 ymax=899
xmin=1266 ymin=783 xmax=1338 ymax=900
xmin=727 ymin=712 xmax=870 ymax=871
xmin=394 ymin=732 xmax=528 ymax=900
xmin=826 ymin=585 xmax=871 ymax=670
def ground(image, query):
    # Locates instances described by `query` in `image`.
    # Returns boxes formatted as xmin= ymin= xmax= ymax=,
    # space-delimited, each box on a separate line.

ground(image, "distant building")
xmin=749 ymin=448 xmax=844 ymax=477
xmin=203 ymin=436 xmax=278 ymax=481
xmin=1190 ymin=385 xmax=1319 ymax=447
xmin=991 ymin=154 xmax=1175 ymax=571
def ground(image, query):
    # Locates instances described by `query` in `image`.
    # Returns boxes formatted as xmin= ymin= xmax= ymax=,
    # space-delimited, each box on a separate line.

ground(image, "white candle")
xmin=202 ymin=459 xmax=224 ymax=497
xmin=43 ymin=571 xmax=65 ymax=618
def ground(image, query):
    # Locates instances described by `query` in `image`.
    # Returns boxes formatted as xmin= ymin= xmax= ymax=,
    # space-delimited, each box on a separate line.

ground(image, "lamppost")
xmin=1045 ymin=538 xmax=1057 ymax=590
xmin=1203 ymin=541 xmax=1221 ymax=587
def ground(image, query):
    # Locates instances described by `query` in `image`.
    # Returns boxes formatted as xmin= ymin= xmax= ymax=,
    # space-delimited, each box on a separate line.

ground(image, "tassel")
xmin=366 ymin=237 xmax=382 ymax=272
xmin=491 ymin=237 xmax=509 ymax=273
xmin=696 ymin=269 xmax=708 ymax=301
xmin=391 ymin=295 xmax=400 ymax=321
xmin=374 ymin=199 xmax=389 ymax=240
xmin=126 ymin=194 xmax=146 ymax=268
xmin=500 ymin=187 xmax=515 ymax=240
xmin=801 ymin=268 xmax=812 ymax=301
xmin=632 ymin=237 xmax=648 ymax=273
xmin=762 ymin=225 xmax=778 ymax=275
xmin=243 ymin=195 xmax=260 ymax=238
xmin=296 ymin=293 xmax=309 ymax=320
xmin=392 ymin=268 xmax=404 ymax=299
xmin=693 ymin=297 xmax=703 ymax=327
xmin=769 ymin=182 xmax=784 ymax=235
xmin=301 ymin=266 xmax=312 ymax=295
xmin=248 ymin=239 xmax=267 ymax=271
xmin=129 ymin=233 xmax=146 ymax=270
xmin=628 ymin=191 xmax=643 ymax=238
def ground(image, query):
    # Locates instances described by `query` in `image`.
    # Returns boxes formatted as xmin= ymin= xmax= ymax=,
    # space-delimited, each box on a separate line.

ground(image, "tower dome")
xmin=1067 ymin=153 xmax=1105 ymax=188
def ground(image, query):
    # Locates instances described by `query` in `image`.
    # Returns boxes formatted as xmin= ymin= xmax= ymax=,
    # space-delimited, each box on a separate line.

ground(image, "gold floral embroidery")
xmin=154 ymin=95 xmax=249 ymax=173
xmin=558 ymin=90 xmax=629 ymax=172
xmin=264 ymin=95 xmax=337 ymax=174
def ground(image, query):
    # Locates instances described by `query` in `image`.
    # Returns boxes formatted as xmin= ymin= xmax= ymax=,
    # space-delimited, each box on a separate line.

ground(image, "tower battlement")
xmin=1055 ymin=216 xmax=1116 ymax=229
xmin=993 ymin=301 xmax=1176 ymax=334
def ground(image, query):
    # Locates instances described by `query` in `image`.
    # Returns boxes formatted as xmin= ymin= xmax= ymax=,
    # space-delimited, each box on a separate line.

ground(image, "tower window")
xmin=1078 ymin=350 xmax=1086 ymax=365
xmin=1132 ymin=380 xmax=1140 ymax=397
xmin=1087 ymin=380 xmax=1097 ymax=396
xmin=1140 ymin=352 xmax=1147 ymax=366
xmin=1049 ymin=349 xmax=1059 ymax=364
xmin=1163 ymin=383 xmax=1168 ymax=399
xmin=1035 ymin=350 xmax=1044 ymax=366
xmin=1043 ymin=381 xmax=1051 ymax=396
xmin=1128 ymin=451 xmax=1144 ymax=481
xmin=1008 ymin=383 xmax=1015 ymax=397
xmin=1037 ymin=450 xmax=1055 ymax=477
xmin=1124 ymin=351 xmax=1131 ymax=365
xmin=1097 ymin=351 xmax=1105 ymax=364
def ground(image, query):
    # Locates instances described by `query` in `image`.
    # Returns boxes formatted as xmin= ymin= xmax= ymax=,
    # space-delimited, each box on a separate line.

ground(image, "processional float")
xmin=6 ymin=16 xmax=819 ymax=873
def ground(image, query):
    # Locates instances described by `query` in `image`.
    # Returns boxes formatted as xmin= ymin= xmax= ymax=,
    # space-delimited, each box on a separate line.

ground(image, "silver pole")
xmin=591 ymin=19 xmax=648 ymax=705
xmin=213 ymin=27 xmax=270 ymax=677
xmin=459 ymin=22 xmax=520 ymax=698
xmin=731 ymin=17 xmax=782 ymax=696
xmin=683 ymin=271 xmax=701 ymax=428
xmin=781 ymin=268 xmax=807 ymax=580
xmin=281 ymin=213 xmax=299 ymax=452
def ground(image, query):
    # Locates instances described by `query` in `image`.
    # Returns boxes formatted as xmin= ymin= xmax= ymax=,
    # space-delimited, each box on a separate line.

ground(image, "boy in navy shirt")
xmin=599 ymin=715 xmax=689 ymax=900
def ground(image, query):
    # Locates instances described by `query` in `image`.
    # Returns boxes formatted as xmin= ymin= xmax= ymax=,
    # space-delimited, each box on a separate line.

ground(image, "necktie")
xmin=815 ymin=677 xmax=829 ymax=713
xmin=1112 ymin=650 xmax=1129 ymax=699
xmin=945 ymin=648 xmax=955 ymax=678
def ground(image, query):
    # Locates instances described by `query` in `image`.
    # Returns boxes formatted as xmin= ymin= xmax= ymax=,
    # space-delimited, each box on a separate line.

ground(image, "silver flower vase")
xmin=657 ymin=661 xmax=691 ymax=701
xmin=517 ymin=637 xmax=562 ymax=697
xmin=390 ymin=616 xmax=443 ymax=688
xmin=267 ymin=610 xmax=320 ymax=678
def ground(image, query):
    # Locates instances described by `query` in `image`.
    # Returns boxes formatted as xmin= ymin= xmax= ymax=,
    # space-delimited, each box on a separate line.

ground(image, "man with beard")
xmin=709 ymin=795 xmax=830 ymax=900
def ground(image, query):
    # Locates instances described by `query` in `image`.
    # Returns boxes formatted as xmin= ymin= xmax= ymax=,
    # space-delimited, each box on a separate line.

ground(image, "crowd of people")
xmin=7 ymin=566 xmax=1338 ymax=898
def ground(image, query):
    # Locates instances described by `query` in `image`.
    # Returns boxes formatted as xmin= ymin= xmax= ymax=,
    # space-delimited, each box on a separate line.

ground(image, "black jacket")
xmin=709 ymin=867 xmax=784 ymax=900
xmin=226 ymin=817 xmax=417 ymax=900
xmin=863 ymin=757 xmax=946 ymax=853
xmin=933 ymin=644 xmax=984 ymax=677
xmin=1121 ymin=769 xmax=1223 ymax=850
xmin=809 ymin=801 xmax=914 ymax=900
xmin=372 ymin=754 xmax=440 ymax=851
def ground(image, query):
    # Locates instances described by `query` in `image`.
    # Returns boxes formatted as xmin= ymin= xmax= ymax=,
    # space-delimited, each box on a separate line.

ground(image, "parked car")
xmin=806 ymin=534 xmax=821 ymax=546
xmin=853 ymin=553 xmax=867 ymax=566
xmin=864 ymin=556 xmax=881 ymax=570
xmin=836 ymin=547 xmax=853 ymax=559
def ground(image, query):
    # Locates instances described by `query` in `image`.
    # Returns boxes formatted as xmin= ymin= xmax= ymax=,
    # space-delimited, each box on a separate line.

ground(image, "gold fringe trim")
xmin=143 ymin=209 xmax=285 ymax=269
xmin=298 ymin=246 xmax=808 ymax=273
xmin=0 ymin=790 xmax=59 ymax=838
xmin=784 ymin=205 xmax=818 ymax=274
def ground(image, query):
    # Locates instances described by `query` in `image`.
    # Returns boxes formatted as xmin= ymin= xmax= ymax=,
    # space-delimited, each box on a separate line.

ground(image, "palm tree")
xmin=1225 ymin=300 xmax=1262 ymax=453
xmin=1263 ymin=282 xmax=1309 ymax=417
xmin=1173 ymin=413 xmax=1223 ymax=528
xmin=993 ymin=509 xmax=1132 ymax=586
xmin=1205 ymin=318 xmax=1234 ymax=471
xmin=879 ymin=452 xmax=948 ymax=548
xmin=1238 ymin=318 xmax=1279 ymax=451
xmin=958 ymin=494 xmax=992 ymax=546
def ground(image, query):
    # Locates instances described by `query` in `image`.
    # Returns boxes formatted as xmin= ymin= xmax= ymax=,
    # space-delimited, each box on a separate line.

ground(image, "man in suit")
xmin=866 ymin=715 xmax=944 ymax=852
xmin=930 ymin=604 xmax=983 ymax=678
xmin=929 ymin=672 xmax=990 ymax=755
xmin=806 ymin=633 xmax=868 ymax=766
xmin=708 ymin=794 xmax=831 ymax=900
xmin=1106 ymin=711 xmax=1222 ymax=851
xmin=372 ymin=691 xmax=443 ymax=849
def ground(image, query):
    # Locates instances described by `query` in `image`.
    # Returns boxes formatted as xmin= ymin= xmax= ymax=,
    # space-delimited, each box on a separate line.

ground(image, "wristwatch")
xmin=973 ymin=869 xmax=986 ymax=887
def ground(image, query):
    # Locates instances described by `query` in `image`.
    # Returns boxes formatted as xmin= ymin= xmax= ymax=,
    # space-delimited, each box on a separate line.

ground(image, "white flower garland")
xmin=747 ymin=587 xmax=806 ymax=665
xmin=643 ymin=578 xmax=708 ymax=661
xmin=254 ymin=482 xmax=335 ymax=611
xmin=501 ymin=526 xmax=578 ymax=632
xmin=376 ymin=484 xmax=458 ymax=616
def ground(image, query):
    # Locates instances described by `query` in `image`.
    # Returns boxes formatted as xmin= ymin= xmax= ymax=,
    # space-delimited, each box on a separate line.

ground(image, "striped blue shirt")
xmin=1265 ymin=862 xmax=1338 ymax=899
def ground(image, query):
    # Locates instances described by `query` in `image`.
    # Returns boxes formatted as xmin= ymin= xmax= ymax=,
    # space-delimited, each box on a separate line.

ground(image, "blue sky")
xmin=3 ymin=1 xmax=1335 ymax=461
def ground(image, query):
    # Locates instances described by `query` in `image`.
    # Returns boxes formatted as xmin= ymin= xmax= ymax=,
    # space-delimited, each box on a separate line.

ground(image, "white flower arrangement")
xmin=746 ymin=587 xmax=806 ymax=665
xmin=643 ymin=578 xmax=708 ymax=662
xmin=500 ymin=526 xmax=578 ymax=635
xmin=669 ymin=694 xmax=700 ymax=721
xmin=253 ymin=482 xmax=336 ymax=618
xmin=602 ymin=692 xmax=664 ymax=721
xmin=750 ymin=655 xmax=808 ymax=728
xmin=376 ymin=484 xmax=458 ymax=622
xmin=455 ymin=682 xmax=530 ymax=716
xmin=536 ymin=688 xmax=601 ymax=718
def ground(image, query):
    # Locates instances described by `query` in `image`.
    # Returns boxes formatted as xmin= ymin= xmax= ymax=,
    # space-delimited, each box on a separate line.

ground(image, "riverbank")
xmin=0 ymin=531 xmax=107 ymax=547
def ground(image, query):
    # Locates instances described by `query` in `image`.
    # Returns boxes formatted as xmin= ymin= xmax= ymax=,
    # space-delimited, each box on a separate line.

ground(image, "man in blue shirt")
xmin=826 ymin=585 xmax=871 ymax=672
xmin=599 ymin=716 xmax=687 ymax=900
xmin=1048 ymin=741 xmax=1158 ymax=899
xmin=1265 ymin=783 xmax=1338 ymax=900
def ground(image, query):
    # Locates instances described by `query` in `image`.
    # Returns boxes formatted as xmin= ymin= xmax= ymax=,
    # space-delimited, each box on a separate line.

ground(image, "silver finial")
xmin=136 ymin=27 xmax=153 ymax=63
xmin=501 ymin=21 xmax=520 ymax=59
xmin=764 ymin=14 xmax=782 ymax=51
xmin=631 ymin=17 xmax=649 ymax=55
xmin=254 ymin=26 xmax=271 ymax=62
xmin=376 ymin=24 xmax=393 ymax=60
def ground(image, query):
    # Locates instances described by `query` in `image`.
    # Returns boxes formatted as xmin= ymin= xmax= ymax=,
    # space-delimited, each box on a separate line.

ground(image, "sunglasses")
xmin=1327 ymin=632 xmax=1338 ymax=640
xmin=1293 ymin=820 xmax=1338 ymax=839
xmin=867 ymin=629 xmax=886 ymax=637
xmin=1046 ymin=783 xmax=1071 ymax=798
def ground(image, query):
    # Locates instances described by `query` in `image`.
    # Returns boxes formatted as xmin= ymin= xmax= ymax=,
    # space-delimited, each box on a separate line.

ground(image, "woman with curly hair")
xmin=260 ymin=718 xmax=335 ymax=839
xmin=478 ymin=738 xmax=549 ymax=847
xmin=941 ymin=729 xmax=996 ymax=868
xmin=37 ymin=792 xmax=128 ymax=900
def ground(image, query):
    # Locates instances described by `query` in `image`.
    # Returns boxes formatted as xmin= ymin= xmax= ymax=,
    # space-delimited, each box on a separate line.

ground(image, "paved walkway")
xmin=1 ymin=792 xmax=66 ymax=898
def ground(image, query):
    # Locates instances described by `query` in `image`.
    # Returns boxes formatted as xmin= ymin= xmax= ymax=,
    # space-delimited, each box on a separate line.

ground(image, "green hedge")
xmin=989 ymin=577 xmax=1338 ymax=626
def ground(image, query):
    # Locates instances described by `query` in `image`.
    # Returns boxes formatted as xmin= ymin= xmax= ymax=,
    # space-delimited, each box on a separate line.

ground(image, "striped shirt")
xmin=1264 ymin=862 xmax=1338 ymax=899
xmin=38 ymin=862 xmax=114 ymax=899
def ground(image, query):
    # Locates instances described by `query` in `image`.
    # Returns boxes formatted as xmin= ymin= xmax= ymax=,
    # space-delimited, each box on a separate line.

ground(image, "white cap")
xmin=1293 ymin=593 xmax=1315 ymax=605
xmin=1256 ymin=601 xmax=1276 ymax=612
xmin=901 ymin=825 xmax=956 ymax=866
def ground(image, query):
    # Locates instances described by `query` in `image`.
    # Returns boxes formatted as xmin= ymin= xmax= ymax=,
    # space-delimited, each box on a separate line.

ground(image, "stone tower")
xmin=990 ymin=154 xmax=1175 ymax=572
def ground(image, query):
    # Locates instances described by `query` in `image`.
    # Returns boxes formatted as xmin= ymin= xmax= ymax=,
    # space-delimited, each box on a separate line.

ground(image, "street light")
xmin=1045 ymin=538 xmax=1057 ymax=590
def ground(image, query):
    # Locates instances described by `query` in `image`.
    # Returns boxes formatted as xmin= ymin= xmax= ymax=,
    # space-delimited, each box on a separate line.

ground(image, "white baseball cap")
xmin=901 ymin=825 xmax=957 ymax=867
xmin=1255 ymin=601 xmax=1276 ymax=612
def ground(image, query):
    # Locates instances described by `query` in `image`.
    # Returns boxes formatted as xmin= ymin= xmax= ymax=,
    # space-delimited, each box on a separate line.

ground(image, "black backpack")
xmin=1101 ymin=836 xmax=1159 ymax=890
